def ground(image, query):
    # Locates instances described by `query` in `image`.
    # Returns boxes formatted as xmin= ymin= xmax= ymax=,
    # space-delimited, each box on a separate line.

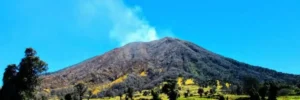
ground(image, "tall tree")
xmin=259 ymin=83 xmax=268 ymax=100
xmin=126 ymin=87 xmax=134 ymax=100
xmin=74 ymin=83 xmax=87 ymax=100
xmin=161 ymin=79 xmax=179 ymax=100
xmin=3 ymin=64 xmax=18 ymax=84
xmin=15 ymin=48 xmax=48 ymax=99
xmin=268 ymin=82 xmax=279 ymax=100
xmin=242 ymin=76 xmax=260 ymax=100
xmin=0 ymin=64 xmax=18 ymax=100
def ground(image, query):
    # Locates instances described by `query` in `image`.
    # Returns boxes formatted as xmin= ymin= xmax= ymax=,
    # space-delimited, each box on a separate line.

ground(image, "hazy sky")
xmin=0 ymin=0 xmax=299 ymax=84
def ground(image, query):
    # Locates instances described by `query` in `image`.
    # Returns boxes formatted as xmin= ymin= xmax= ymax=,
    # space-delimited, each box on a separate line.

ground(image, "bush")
xmin=151 ymin=90 xmax=161 ymax=100
xmin=184 ymin=92 xmax=189 ymax=98
xmin=278 ymin=88 xmax=293 ymax=96
xmin=143 ymin=91 xmax=150 ymax=96
xmin=219 ymin=95 xmax=225 ymax=100
xmin=65 ymin=93 xmax=73 ymax=100
xmin=198 ymin=88 xmax=204 ymax=97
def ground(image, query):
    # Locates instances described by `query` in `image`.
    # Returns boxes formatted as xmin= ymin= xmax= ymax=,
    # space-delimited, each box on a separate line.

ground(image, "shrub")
xmin=278 ymin=88 xmax=293 ymax=96
xmin=151 ymin=90 xmax=161 ymax=100
xmin=198 ymin=88 xmax=204 ymax=97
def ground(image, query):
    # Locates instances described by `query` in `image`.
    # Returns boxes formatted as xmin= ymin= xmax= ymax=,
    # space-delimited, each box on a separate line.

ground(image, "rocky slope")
xmin=41 ymin=37 xmax=300 ymax=95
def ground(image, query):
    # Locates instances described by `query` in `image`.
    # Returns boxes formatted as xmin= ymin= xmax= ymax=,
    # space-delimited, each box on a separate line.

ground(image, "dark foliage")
xmin=161 ymin=79 xmax=179 ymax=100
xmin=198 ymin=88 xmax=204 ymax=97
xmin=278 ymin=88 xmax=293 ymax=96
xmin=268 ymin=82 xmax=279 ymax=100
xmin=219 ymin=95 xmax=225 ymax=100
xmin=184 ymin=89 xmax=190 ymax=98
xmin=151 ymin=90 xmax=161 ymax=100
xmin=249 ymin=88 xmax=260 ymax=100
xmin=143 ymin=91 xmax=150 ymax=96
xmin=2 ymin=64 xmax=17 ymax=84
xmin=126 ymin=87 xmax=134 ymax=100
xmin=0 ymin=64 xmax=18 ymax=100
xmin=259 ymin=83 xmax=268 ymax=100
xmin=184 ymin=92 xmax=189 ymax=98
xmin=236 ymin=85 xmax=242 ymax=95
xmin=210 ymin=88 xmax=216 ymax=95
xmin=105 ymin=90 xmax=116 ymax=98
xmin=204 ymin=92 xmax=208 ymax=96
xmin=243 ymin=76 xmax=260 ymax=94
xmin=16 ymin=48 xmax=48 ymax=99
xmin=65 ymin=93 xmax=73 ymax=100
xmin=242 ymin=77 xmax=261 ymax=100
xmin=74 ymin=83 xmax=87 ymax=100
xmin=0 ymin=48 xmax=48 ymax=100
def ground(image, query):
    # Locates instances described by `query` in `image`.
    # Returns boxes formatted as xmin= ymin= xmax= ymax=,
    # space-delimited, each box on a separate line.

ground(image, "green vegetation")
xmin=0 ymin=48 xmax=48 ymax=100
xmin=75 ymin=83 xmax=88 ymax=100
xmin=1 ymin=47 xmax=300 ymax=100
xmin=162 ymin=79 xmax=180 ymax=100
xmin=83 ymin=77 xmax=300 ymax=100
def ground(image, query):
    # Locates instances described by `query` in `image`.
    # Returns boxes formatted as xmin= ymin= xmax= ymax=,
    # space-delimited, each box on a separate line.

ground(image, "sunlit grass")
xmin=80 ymin=78 xmax=300 ymax=100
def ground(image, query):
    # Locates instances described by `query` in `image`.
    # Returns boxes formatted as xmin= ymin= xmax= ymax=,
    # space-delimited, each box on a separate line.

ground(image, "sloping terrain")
xmin=41 ymin=37 xmax=300 ymax=96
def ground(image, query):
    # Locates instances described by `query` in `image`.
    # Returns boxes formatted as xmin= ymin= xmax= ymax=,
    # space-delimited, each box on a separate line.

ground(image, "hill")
xmin=41 ymin=37 xmax=300 ymax=97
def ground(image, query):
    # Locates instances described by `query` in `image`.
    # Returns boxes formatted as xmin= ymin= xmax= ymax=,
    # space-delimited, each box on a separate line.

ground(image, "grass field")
xmin=86 ymin=83 xmax=300 ymax=100
xmin=88 ymin=95 xmax=300 ymax=100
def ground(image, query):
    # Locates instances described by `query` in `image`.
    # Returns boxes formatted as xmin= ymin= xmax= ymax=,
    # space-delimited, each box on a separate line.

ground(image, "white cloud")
xmin=78 ymin=0 xmax=161 ymax=46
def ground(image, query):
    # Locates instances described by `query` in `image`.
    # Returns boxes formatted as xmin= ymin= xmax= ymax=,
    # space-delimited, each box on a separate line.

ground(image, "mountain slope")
xmin=41 ymin=37 xmax=300 ymax=95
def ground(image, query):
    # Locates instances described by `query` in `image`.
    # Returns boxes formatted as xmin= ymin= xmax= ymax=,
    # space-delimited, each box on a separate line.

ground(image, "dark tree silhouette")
xmin=242 ymin=77 xmax=261 ymax=100
xmin=16 ymin=48 xmax=48 ymax=99
xmin=3 ymin=64 xmax=17 ymax=84
xmin=74 ymin=83 xmax=87 ymax=100
xmin=65 ymin=93 xmax=73 ymax=100
xmin=209 ymin=88 xmax=216 ymax=95
xmin=0 ymin=64 xmax=18 ymax=100
xmin=1 ymin=48 xmax=48 ymax=100
xmin=243 ymin=77 xmax=260 ymax=94
xmin=219 ymin=95 xmax=225 ymax=100
xmin=198 ymin=88 xmax=204 ymax=97
xmin=236 ymin=85 xmax=242 ymax=95
xmin=184 ymin=89 xmax=190 ymax=98
xmin=268 ymin=82 xmax=279 ymax=100
xmin=249 ymin=87 xmax=261 ymax=100
xmin=161 ymin=79 xmax=179 ymax=100
xmin=151 ymin=90 xmax=161 ymax=100
xmin=126 ymin=87 xmax=134 ymax=100
xmin=259 ymin=83 xmax=268 ymax=100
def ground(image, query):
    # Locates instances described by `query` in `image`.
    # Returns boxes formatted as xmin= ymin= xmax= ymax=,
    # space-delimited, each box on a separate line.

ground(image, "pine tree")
xmin=16 ymin=48 xmax=48 ymax=99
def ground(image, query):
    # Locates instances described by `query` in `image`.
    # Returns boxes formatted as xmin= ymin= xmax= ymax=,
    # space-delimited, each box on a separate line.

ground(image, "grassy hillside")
xmin=46 ymin=77 xmax=298 ymax=100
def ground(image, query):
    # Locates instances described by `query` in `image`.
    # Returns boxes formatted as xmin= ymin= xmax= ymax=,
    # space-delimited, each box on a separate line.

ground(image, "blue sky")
xmin=0 ymin=0 xmax=300 ymax=84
